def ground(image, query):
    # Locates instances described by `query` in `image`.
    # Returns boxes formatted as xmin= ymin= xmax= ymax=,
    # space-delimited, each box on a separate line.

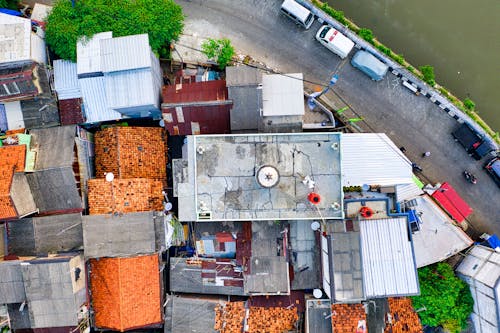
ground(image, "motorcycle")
xmin=464 ymin=170 xmax=477 ymax=184
xmin=412 ymin=163 xmax=423 ymax=172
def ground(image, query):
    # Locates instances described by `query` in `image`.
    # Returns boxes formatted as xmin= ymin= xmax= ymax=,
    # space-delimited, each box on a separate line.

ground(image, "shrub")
xmin=463 ymin=98 xmax=475 ymax=111
xmin=394 ymin=54 xmax=405 ymax=65
xmin=201 ymin=38 xmax=235 ymax=69
xmin=358 ymin=28 xmax=374 ymax=44
xmin=377 ymin=44 xmax=391 ymax=56
xmin=320 ymin=3 xmax=347 ymax=25
xmin=419 ymin=65 xmax=436 ymax=86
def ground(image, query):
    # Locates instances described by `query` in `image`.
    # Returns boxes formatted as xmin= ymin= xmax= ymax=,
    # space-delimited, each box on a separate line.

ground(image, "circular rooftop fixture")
xmin=308 ymin=192 xmax=321 ymax=205
xmin=105 ymin=172 xmax=114 ymax=182
xmin=313 ymin=289 xmax=323 ymax=299
xmin=256 ymin=165 xmax=280 ymax=188
xmin=310 ymin=221 xmax=321 ymax=231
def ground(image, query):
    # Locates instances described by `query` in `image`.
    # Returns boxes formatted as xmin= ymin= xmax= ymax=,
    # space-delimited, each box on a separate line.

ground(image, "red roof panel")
xmin=431 ymin=182 xmax=473 ymax=223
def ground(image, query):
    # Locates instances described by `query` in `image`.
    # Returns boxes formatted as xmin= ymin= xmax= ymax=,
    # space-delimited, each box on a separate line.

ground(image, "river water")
xmin=327 ymin=0 xmax=500 ymax=132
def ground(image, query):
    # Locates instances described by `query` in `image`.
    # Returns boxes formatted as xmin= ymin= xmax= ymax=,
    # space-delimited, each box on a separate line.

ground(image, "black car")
xmin=484 ymin=157 xmax=500 ymax=187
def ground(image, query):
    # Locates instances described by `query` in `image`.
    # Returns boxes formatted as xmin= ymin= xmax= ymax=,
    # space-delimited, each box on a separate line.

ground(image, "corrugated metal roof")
xmin=360 ymin=217 xmax=419 ymax=298
xmin=0 ymin=14 xmax=31 ymax=63
xmin=53 ymin=60 xmax=81 ymax=100
xmin=431 ymin=182 xmax=473 ymax=223
xmin=162 ymin=80 xmax=228 ymax=104
xmin=100 ymin=34 xmax=151 ymax=73
xmin=262 ymin=73 xmax=304 ymax=116
xmin=105 ymin=68 xmax=156 ymax=110
xmin=77 ymin=31 xmax=112 ymax=75
xmin=226 ymin=66 xmax=262 ymax=86
xmin=395 ymin=183 xmax=424 ymax=202
xmin=80 ymin=76 xmax=122 ymax=123
xmin=342 ymin=133 xmax=413 ymax=186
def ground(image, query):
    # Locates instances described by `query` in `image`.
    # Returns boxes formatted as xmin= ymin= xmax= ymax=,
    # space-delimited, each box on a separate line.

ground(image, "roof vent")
xmin=256 ymin=165 xmax=280 ymax=188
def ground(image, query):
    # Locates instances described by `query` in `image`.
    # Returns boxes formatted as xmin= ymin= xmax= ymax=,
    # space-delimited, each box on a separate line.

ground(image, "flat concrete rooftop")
xmin=187 ymin=133 xmax=343 ymax=221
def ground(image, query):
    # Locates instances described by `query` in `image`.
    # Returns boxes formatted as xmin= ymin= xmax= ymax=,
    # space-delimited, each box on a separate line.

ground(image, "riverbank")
xmin=305 ymin=0 xmax=499 ymax=145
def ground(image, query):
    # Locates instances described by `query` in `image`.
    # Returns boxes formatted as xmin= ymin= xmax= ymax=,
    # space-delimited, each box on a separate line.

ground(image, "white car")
xmin=315 ymin=25 xmax=354 ymax=59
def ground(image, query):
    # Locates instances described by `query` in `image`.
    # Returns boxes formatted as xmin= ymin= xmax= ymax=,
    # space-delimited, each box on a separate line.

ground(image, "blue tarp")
xmin=487 ymin=234 xmax=500 ymax=249
xmin=0 ymin=8 xmax=22 ymax=16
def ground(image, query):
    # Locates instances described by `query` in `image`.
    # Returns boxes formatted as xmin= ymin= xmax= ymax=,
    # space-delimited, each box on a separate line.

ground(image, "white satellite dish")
xmin=164 ymin=202 xmax=173 ymax=211
xmin=310 ymin=221 xmax=320 ymax=231
xmin=159 ymin=119 xmax=165 ymax=127
xmin=313 ymin=289 xmax=323 ymax=299
xmin=105 ymin=172 xmax=115 ymax=182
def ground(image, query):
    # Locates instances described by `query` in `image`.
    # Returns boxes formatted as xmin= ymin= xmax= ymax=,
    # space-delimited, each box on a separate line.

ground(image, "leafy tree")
xmin=463 ymin=98 xmax=475 ymax=111
xmin=201 ymin=38 xmax=235 ymax=69
xmin=45 ymin=0 xmax=184 ymax=61
xmin=359 ymin=28 xmax=374 ymax=44
xmin=0 ymin=0 xmax=18 ymax=9
xmin=411 ymin=263 xmax=473 ymax=333
xmin=419 ymin=65 xmax=436 ymax=86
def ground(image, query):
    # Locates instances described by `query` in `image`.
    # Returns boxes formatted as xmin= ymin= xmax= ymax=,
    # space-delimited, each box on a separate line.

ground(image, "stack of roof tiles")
xmin=87 ymin=178 xmax=163 ymax=214
xmin=330 ymin=303 xmax=367 ymax=333
xmin=94 ymin=127 xmax=167 ymax=180
xmin=385 ymin=298 xmax=423 ymax=333
xmin=214 ymin=302 xmax=298 ymax=333
xmin=89 ymin=254 xmax=162 ymax=332
xmin=0 ymin=145 xmax=26 ymax=220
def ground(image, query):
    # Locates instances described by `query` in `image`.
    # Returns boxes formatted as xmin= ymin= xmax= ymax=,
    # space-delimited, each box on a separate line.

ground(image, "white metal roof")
xmin=105 ymin=68 xmax=156 ymax=110
xmin=395 ymin=182 xmax=424 ymax=202
xmin=100 ymin=34 xmax=151 ymax=73
xmin=457 ymin=246 xmax=500 ymax=288
xmin=341 ymin=133 xmax=414 ymax=186
xmin=80 ymin=77 xmax=122 ymax=123
xmin=53 ymin=60 xmax=81 ymax=100
xmin=359 ymin=217 xmax=419 ymax=298
xmin=0 ymin=13 xmax=31 ymax=63
xmin=410 ymin=195 xmax=473 ymax=268
xmin=262 ymin=73 xmax=304 ymax=116
xmin=77 ymin=31 xmax=113 ymax=75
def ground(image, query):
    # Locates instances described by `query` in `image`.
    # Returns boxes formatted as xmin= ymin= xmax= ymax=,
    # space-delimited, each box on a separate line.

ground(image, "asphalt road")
xmin=178 ymin=0 xmax=499 ymax=236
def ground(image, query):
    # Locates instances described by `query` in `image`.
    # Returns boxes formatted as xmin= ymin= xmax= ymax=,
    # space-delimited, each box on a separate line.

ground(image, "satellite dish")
xmin=313 ymin=289 xmax=323 ymax=299
xmin=310 ymin=221 xmax=320 ymax=231
xmin=164 ymin=202 xmax=173 ymax=211
xmin=159 ymin=119 xmax=165 ymax=127
xmin=105 ymin=172 xmax=115 ymax=182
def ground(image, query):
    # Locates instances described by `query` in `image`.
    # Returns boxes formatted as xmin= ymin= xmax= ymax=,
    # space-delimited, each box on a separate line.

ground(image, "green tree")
xmin=45 ymin=0 xmax=184 ymax=61
xmin=0 ymin=0 xmax=18 ymax=9
xmin=419 ymin=65 xmax=436 ymax=86
xmin=411 ymin=263 xmax=473 ymax=333
xmin=201 ymin=38 xmax=235 ymax=69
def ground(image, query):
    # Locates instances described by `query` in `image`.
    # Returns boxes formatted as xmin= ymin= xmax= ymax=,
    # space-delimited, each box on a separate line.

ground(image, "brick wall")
xmin=87 ymin=178 xmax=163 ymax=215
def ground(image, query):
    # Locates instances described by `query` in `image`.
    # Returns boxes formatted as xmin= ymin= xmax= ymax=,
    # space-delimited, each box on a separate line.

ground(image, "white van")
xmin=315 ymin=25 xmax=354 ymax=59
xmin=280 ymin=0 xmax=315 ymax=30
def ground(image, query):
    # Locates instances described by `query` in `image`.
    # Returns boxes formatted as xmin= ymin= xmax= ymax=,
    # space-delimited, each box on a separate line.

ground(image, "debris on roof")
xmin=94 ymin=127 xmax=167 ymax=180
xmin=87 ymin=178 xmax=163 ymax=215
xmin=330 ymin=303 xmax=367 ymax=333
xmin=384 ymin=298 xmax=423 ymax=333
xmin=90 ymin=254 xmax=162 ymax=332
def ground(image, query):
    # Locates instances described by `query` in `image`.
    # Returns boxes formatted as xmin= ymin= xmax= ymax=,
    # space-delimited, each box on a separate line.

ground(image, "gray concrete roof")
xmin=0 ymin=261 xmax=26 ymax=304
xmin=164 ymin=296 xmax=218 ymax=333
xmin=82 ymin=212 xmax=159 ymax=258
xmin=30 ymin=125 xmax=76 ymax=170
xmin=178 ymin=133 xmax=343 ymax=221
xmin=306 ymin=300 xmax=333 ymax=333
xmin=226 ymin=66 xmax=262 ymax=86
xmin=289 ymin=220 xmax=320 ymax=290
xmin=7 ymin=213 xmax=83 ymax=256
xmin=228 ymin=85 xmax=261 ymax=132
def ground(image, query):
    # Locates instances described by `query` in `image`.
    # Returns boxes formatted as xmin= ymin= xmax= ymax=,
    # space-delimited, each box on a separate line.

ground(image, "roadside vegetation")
xmin=311 ymin=0 xmax=499 ymax=144
xmin=411 ymin=263 xmax=473 ymax=333
xmin=0 ymin=0 xmax=18 ymax=9
xmin=45 ymin=0 xmax=184 ymax=61
xmin=201 ymin=38 xmax=235 ymax=69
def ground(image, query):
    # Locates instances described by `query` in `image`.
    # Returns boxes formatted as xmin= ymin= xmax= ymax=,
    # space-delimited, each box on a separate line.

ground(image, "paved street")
xmin=178 ymin=0 xmax=499 ymax=236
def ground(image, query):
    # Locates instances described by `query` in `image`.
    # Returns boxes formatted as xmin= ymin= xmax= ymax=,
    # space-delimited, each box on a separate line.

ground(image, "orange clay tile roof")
xmin=94 ymin=127 xmax=167 ymax=180
xmin=331 ymin=303 xmax=367 ymax=333
xmin=214 ymin=302 xmax=298 ymax=333
xmin=385 ymin=298 xmax=423 ymax=333
xmin=0 ymin=145 xmax=26 ymax=220
xmin=90 ymin=254 xmax=162 ymax=332
xmin=87 ymin=178 xmax=163 ymax=215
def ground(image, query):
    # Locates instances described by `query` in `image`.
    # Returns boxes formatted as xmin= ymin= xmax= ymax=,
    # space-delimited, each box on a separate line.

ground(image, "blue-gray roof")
xmin=53 ymin=60 xmax=81 ymax=100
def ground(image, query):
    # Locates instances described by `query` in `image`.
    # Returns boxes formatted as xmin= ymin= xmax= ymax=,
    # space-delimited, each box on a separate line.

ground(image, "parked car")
xmin=484 ymin=157 xmax=500 ymax=187
xmin=315 ymin=25 xmax=354 ymax=59
xmin=280 ymin=0 xmax=314 ymax=30
xmin=351 ymin=50 xmax=388 ymax=81
xmin=452 ymin=123 xmax=496 ymax=160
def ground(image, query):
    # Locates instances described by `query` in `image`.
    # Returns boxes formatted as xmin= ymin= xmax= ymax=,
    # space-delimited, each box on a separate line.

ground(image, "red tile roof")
xmin=87 ymin=178 xmax=163 ymax=215
xmin=385 ymin=298 xmax=423 ymax=333
xmin=0 ymin=145 xmax=27 ymax=220
xmin=162 ymin=80 xmax=228 ymax=104
xmin=58 ymin=98 xmax=84 ymax=125
xmin=90 ymin=255 xmax=162 ymax=332
xmin=214 ymin=302 xmax=298 ymax=333
xmin=331 ymin=303 xmax=367 ymax=333
xmin=94 ymin=127 xmax=167 ymax=180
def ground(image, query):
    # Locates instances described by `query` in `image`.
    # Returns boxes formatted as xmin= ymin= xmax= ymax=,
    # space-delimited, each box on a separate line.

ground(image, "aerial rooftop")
xmin=176 ymin=133 xmax=343 ymax=221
